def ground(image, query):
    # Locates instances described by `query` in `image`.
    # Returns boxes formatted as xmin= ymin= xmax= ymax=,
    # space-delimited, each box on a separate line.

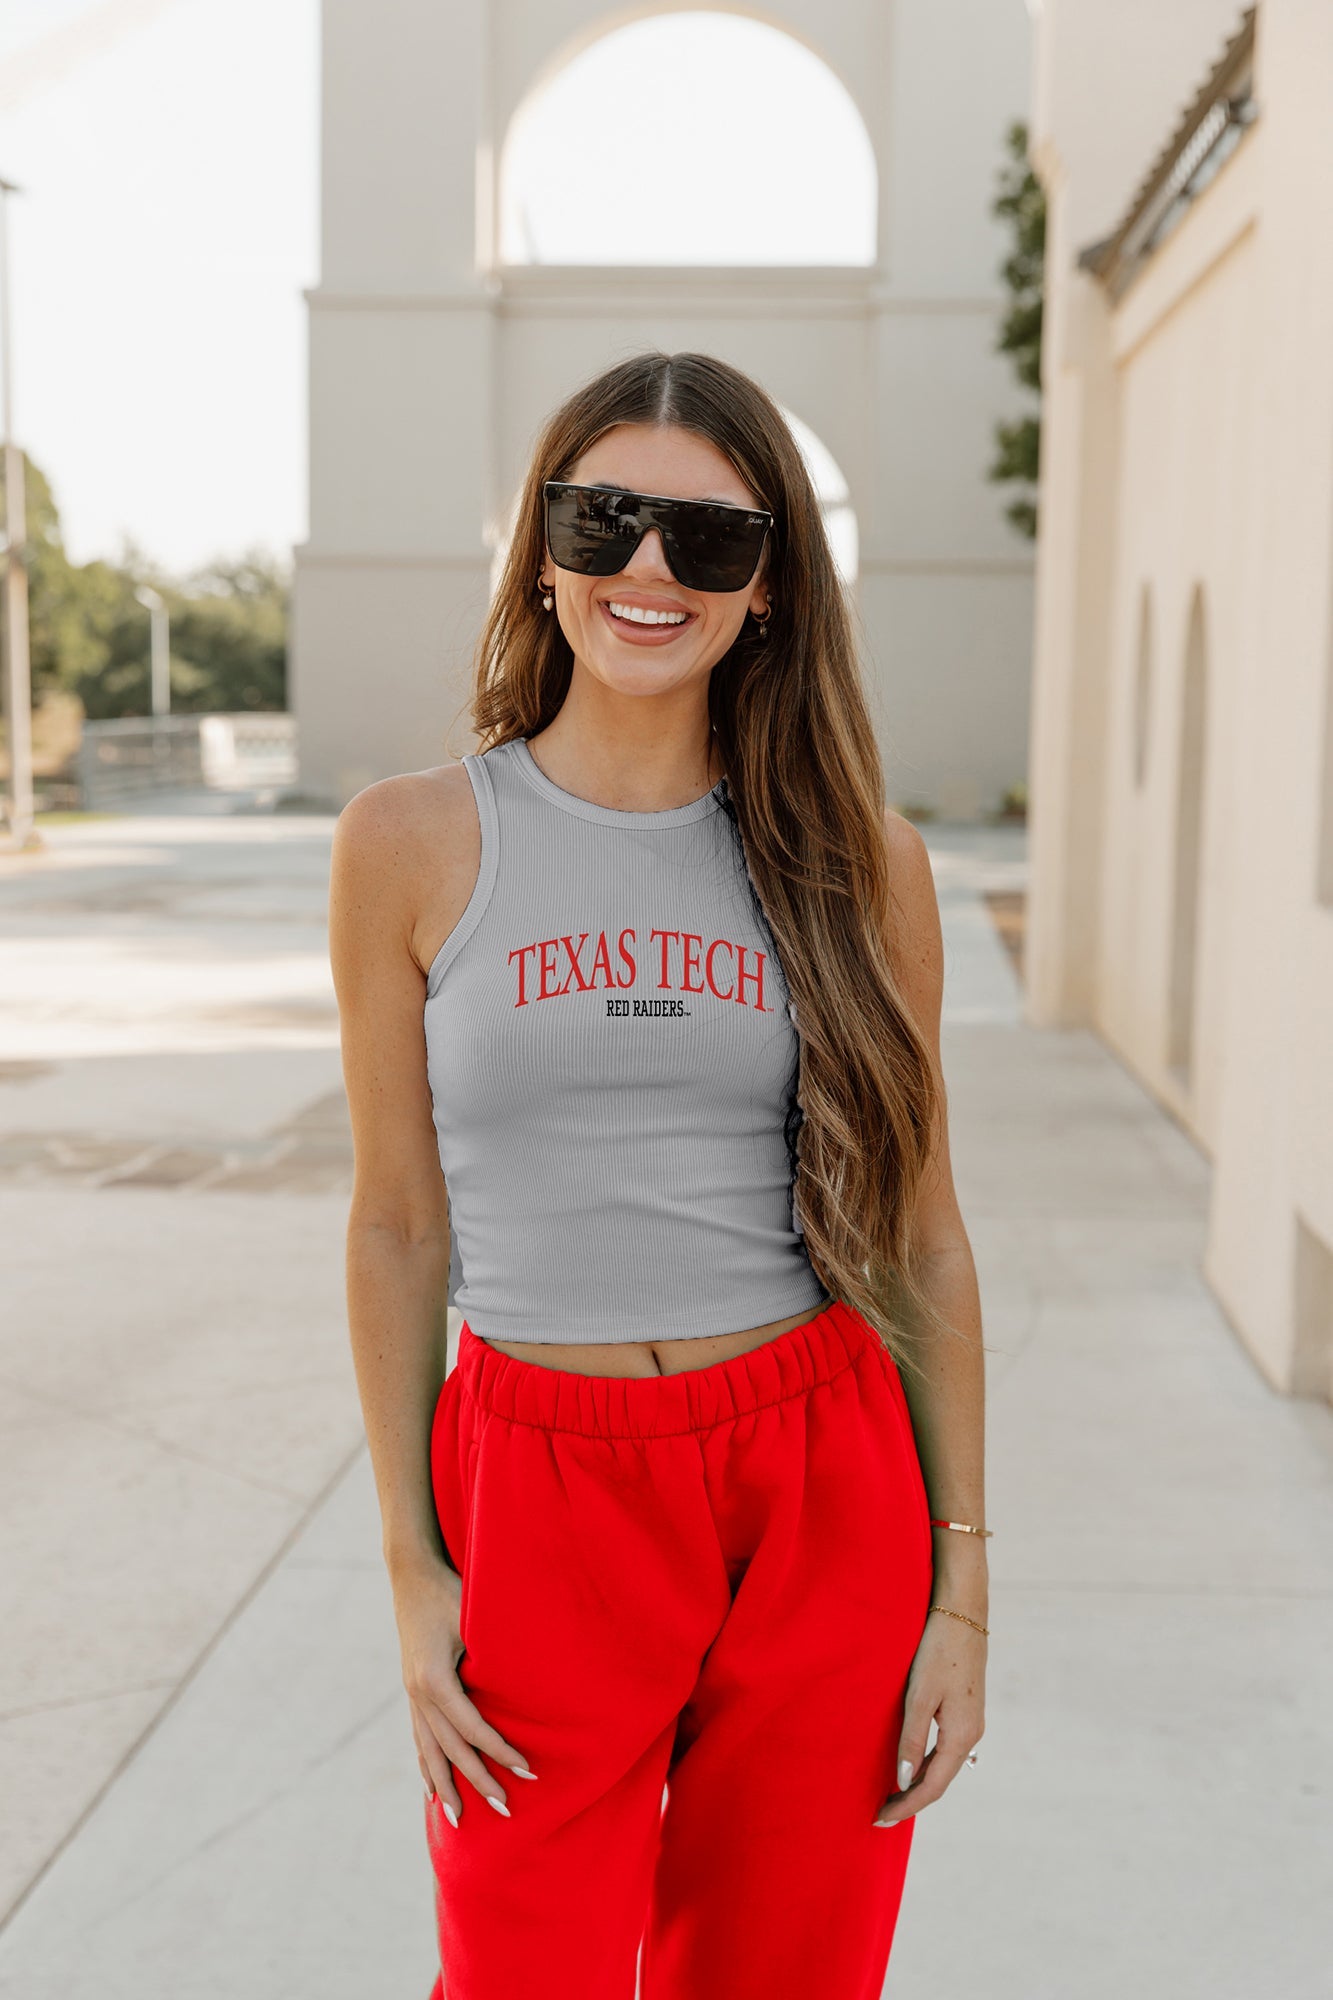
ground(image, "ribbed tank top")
xmin=423 ymin=736 xmax=828 ymax=1343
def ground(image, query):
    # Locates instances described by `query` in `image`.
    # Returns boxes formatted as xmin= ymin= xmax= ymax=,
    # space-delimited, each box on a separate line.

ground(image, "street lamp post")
xmin=135 ymin=584 xmax=171 ymax=716
xmin=0 ymin=171 xmax=39 ymax=852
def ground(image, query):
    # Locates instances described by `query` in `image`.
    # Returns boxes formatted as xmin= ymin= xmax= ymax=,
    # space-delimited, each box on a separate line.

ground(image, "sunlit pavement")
xmin=0 ymin=803 xmax=1330 ymax=1999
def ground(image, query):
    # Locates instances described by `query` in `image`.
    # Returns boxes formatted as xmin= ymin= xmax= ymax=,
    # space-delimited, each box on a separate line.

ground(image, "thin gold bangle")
xmin=929 ymin=1604 xmax=990 ymax=1636
xmin=928 ymin=1518 xmax=992 ymax=1537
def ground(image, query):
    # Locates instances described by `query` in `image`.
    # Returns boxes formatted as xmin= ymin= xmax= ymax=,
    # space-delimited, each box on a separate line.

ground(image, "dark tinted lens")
xmin=545 ymin=486 xmax=645 ymax=576
xmin=661 ymin=502 xmax=770 ymax=591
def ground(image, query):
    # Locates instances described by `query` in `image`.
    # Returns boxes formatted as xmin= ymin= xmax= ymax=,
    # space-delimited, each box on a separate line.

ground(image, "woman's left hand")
xmin=873 ymin=1608 xmax=986 ymax=1826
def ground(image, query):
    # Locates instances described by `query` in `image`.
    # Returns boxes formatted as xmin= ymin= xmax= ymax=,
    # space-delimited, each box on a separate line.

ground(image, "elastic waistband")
xmin=452 ymin=1297 xmax=885 ymax=1440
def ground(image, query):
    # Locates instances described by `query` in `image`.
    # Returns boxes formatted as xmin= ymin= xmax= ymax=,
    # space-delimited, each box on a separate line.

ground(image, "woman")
xmin=328 ymin=351 xmax=989 ymax=2000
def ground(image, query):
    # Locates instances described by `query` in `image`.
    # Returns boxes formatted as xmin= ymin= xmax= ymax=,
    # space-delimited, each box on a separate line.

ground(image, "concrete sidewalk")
xmin=1 ymin=808 xmax=1330 ymax=1998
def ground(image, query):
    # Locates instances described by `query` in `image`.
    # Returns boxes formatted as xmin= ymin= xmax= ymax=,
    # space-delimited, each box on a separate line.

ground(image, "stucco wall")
xmin=294 ymin=0 xmax=1035 ymax=818
xmin=1027 ymin=0 xmax=1333 ymax=1396
xmin=1096 ymin=175 xmax=1261 ymax=1151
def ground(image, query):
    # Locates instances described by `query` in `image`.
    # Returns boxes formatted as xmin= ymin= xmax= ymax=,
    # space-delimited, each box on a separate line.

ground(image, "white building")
xmin=292 ymin=0 xmax=1034 ymax=820
xmin=1027 ymin=0 xmax=1333 ymax=1398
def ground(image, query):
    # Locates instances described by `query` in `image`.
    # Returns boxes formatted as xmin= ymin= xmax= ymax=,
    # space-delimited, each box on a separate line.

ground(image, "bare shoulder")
xmin=330 ymin=762 xmax=482 ymax=984
xmin=882 ymin=804 xmax=932 ymax=877
xmin=881 ymin=805 xmax=943 ymax=1001
xmin=333 ymin=761 xmax=475 ymax=858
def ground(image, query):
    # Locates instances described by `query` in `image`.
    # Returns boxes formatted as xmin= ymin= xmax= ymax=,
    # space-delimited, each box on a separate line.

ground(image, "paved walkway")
xmin=0 ymin=802 xmax=1329 ymax=1998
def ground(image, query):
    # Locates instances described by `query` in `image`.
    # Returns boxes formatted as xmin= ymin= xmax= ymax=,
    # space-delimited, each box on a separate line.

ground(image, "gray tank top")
xmin=424 ymin=735 xmax=828 ymax=1342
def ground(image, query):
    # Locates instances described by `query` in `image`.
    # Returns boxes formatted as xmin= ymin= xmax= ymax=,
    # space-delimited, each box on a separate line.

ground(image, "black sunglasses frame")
xmin=542 ymin=480 xmax=775 ymax=594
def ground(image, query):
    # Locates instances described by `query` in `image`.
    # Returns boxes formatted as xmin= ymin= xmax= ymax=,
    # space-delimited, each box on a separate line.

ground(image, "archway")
xmin=294 ymin=0 xmax=1036 ymax=820
xmin=498 ymin=11 xmax=877 ymax=266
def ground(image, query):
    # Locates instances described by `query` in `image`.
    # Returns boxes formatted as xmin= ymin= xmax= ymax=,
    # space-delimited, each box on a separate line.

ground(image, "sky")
xmin=0 ymin=3 xmax=870 ymax=577
xmin=1 ymin=0 xmax=318 ymax=576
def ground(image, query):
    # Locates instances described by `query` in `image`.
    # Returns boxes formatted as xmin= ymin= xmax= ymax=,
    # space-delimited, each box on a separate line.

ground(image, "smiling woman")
xmin=328 ymin=348 xmax=989 ymax=2000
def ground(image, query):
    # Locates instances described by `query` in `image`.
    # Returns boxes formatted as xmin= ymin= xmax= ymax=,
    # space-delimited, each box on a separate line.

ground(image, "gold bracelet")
xmin=929 ymin=1603 xmax=990 ymax=1636
xmin=928 ymin=1518 xmax=992 ymax=1537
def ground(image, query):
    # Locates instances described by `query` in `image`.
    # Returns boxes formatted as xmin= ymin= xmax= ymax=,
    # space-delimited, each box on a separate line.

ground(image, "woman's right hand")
xmin=390 ymin=1551 xmax=539 ymax=1827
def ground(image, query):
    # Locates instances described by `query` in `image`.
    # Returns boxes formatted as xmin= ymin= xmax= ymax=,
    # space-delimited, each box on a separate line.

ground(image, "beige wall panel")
xmin=885 ymin=0 xmax=1035 ymax=296
xmin=1096 ymin=231 xmax=1260 ymax=1152
xmin=307 ymin=306 xmax=495 ymax=556
xmin=321 ymin=0 xmax=486 ymax=287
xmin=860 ymin=569 xmax=1034 ymax=817
xmin=868 ymin=308 xmax=1038 ymax=558
xmin=1023 ymin=270 xmax=1119 ymax=1025
xmin=1201 ymin=1 xmax=1333 ymax=1391
xmin=291 ymin=561 xmax=487 ymax=804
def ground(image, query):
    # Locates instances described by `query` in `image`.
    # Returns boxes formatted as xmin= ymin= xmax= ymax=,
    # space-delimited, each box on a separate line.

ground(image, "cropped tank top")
xmin=423 ymin=736 xmax=828 ymax=1343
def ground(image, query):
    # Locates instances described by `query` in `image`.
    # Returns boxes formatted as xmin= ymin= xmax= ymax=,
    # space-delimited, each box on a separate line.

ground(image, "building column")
xmin=1023 ymin=167 xmax=1119 ymax=1026
xmin=292 ymin=0 xmax=497 ymax=805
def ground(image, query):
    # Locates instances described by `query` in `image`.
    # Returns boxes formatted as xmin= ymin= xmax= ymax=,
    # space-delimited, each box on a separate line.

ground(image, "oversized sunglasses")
xmin=543 ymin=481 xmax=774 ymax=594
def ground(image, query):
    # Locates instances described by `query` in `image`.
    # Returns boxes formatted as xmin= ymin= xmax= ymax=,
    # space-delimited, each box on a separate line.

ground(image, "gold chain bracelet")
xmin=928 ymin=1604 xmax=990 ymax=1636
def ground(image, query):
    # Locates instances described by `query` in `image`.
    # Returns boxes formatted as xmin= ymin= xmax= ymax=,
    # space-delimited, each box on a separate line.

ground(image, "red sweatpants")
xmin=424 ymin=1296 xmax=934 ymax=2000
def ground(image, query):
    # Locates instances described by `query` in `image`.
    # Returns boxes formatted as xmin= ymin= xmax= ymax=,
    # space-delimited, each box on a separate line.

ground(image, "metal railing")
xmin=75 ymin=713 xmax=298 ymax=806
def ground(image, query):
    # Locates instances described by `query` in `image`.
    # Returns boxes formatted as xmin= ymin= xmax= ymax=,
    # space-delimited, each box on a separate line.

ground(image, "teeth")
xmin=607 ymin=601 xmax=688 ymax=626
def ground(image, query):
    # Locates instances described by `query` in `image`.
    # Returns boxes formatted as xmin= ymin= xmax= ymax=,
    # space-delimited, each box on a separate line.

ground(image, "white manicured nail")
xmin=509 ymin=1765 xmax=539 ymax=1780
xmin=487 ymin=1795 xmax=511 ymax=1817
xmin=898 ymin=1759 xmax=914 ymax=1790
xmin=442 ymin=1802 xmax=459 ymax=1829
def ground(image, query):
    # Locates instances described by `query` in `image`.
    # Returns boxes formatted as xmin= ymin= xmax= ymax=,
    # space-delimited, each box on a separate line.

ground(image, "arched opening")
xmin=1167 ymin=586 xmax=1208 ymax=1083
xmin=781 ymin=406 xmax=857 ymax=586
xmin=498 ymin=12 xmax=877 ymax=267
xmin=1132 ymin=584 xmax=1152 ymax=790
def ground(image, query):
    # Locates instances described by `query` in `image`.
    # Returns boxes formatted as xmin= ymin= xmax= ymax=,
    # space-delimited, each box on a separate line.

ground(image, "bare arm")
xmin=874 ymin=808 xmax=988 ymax=1826
xmin=329 ymin=768 xmax=531 ymax=1823
xmin=329 ymin=773 xmax=455 ymax=1580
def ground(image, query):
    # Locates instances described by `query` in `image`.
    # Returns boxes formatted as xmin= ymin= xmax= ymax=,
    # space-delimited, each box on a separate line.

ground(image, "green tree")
xmin=134 ymin=545 xmax=289 ymax=716
xmin=1 ymin=455 xmax=288 ymax=717
xmin=989 ymin=119 xmax=1045 ymax=540
xmin=0 ymin=453 xmax=103 ymax=698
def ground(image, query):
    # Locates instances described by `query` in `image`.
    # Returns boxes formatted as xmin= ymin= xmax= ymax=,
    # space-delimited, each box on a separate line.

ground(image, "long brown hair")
xmin=461 ymin=350 xmax=959 ymax=1380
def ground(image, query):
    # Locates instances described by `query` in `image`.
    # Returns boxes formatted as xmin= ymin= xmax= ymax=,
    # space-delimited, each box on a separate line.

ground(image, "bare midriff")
xmin=477 ymin=1296 xmax=836 ymax=1378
